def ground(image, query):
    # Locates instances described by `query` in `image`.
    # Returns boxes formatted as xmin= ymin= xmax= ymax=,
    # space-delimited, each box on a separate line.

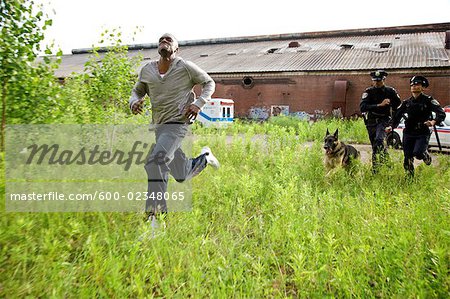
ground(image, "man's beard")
xmin=158 ymin=47 xmax=173 ymax=58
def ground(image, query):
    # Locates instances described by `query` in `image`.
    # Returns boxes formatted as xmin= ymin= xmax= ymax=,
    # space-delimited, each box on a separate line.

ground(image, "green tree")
xmin=60 ymin=28 xmax=143 ymax=124
xmin=0 ymin=0 xmax=62 ymax=150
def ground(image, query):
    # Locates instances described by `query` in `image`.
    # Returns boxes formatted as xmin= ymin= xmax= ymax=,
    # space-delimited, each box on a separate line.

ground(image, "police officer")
xmin=388 ymin=76 xmax=446 ymax=177
xmin=360 ymin=70 xmax=401 ymax=172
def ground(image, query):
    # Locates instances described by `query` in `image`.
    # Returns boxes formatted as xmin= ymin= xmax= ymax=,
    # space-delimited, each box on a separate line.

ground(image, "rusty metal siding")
xmin=51 ymin=25 xmax=450 ymax=78
xmin=181 ymin=32 xmax=450 ymax=73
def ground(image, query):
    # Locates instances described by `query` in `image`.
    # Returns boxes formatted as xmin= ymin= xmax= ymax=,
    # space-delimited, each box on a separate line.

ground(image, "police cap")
xmin=410 ymin=75 xmax=429 ymax=88
xmin=370 ymin=70 xmax=388 ymax=81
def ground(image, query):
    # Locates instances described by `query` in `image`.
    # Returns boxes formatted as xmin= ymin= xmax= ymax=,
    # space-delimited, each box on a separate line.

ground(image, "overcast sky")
xmin=35 ymin=0 xmax=450 ymax=55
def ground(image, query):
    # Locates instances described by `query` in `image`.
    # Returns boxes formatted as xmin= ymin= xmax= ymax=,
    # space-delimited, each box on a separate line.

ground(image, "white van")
xmin=197 ymin=98 xmax=234 ymax=127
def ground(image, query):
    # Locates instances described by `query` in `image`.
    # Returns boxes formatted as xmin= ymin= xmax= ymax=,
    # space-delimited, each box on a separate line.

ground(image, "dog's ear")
xmin=326 ymin=128 xmax=330 ymax=136
xmin=333 ymin=129 xmax=339 ymax=138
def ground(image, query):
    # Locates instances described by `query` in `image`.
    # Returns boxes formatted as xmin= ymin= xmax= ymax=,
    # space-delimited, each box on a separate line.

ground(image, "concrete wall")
xmin=205 ymin=70 xmax=450 ymax=119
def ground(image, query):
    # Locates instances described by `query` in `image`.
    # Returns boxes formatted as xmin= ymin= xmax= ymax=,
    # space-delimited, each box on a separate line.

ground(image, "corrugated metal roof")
xmin=53 ymin=25 xmax=450 ymax=77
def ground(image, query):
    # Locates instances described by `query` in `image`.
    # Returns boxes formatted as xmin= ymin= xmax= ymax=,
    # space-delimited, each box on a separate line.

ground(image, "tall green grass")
xmin=1 ymin=119 xmax=449 ymax=297
xmin=192 ymin=116 xmax=368 ymax=144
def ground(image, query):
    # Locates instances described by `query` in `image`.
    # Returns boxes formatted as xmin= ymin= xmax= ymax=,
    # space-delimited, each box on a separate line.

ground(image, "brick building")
xmin=57 ymin=23 xmax=450 ymax=119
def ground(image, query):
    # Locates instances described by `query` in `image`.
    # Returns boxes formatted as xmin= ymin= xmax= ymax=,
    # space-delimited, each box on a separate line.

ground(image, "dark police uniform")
xmin=360 ymin=71 xmax=401 ymax=171
xmin=392 ymin=76 xmax=446 ymax=176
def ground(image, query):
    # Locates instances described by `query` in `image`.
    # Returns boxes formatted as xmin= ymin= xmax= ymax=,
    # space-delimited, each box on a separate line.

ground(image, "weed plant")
xmin=192 ymin=116 xmax=368 ymax=144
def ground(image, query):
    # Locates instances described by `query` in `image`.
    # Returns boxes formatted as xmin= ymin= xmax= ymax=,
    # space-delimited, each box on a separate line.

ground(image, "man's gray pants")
xmin=144 ymin=124 xmax=207 ymax=214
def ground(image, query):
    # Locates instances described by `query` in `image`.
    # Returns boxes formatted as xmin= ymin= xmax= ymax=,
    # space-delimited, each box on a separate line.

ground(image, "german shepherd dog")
xmin=323 ymin=128 xmax=360 ymax=175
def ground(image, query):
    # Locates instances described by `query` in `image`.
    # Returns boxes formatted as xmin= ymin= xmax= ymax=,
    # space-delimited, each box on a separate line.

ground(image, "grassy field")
xmin=1 ymin=118 xmax=449 ymax=298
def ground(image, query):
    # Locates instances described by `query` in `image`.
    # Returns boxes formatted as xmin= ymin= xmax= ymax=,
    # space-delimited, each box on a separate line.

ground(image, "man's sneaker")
xmin=139 ymin=214 xmax=166 ymax=240
xmin=423 ymin=151 xmax=432 ymax=165
xmin=201 ymin=146 xmax=220 ymax=169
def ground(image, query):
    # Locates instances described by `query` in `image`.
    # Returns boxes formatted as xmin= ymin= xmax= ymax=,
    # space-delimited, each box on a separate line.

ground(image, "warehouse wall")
xmin=207 ymin=70 xmax=450 ymax=119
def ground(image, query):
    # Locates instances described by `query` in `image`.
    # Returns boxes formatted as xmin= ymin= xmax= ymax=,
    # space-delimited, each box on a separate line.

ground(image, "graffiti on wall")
xmin=248 ymin=106 xmax=334 ymax=121
xmin=271 ymin=105 xmax=289 ymax=116
xmin=248 ymin=107 xmax=270 ymax=120
xmin=290 ymin=111 xmax=312 ymax=121
xmin=331 ymin=107 xmax=343 ymax=119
